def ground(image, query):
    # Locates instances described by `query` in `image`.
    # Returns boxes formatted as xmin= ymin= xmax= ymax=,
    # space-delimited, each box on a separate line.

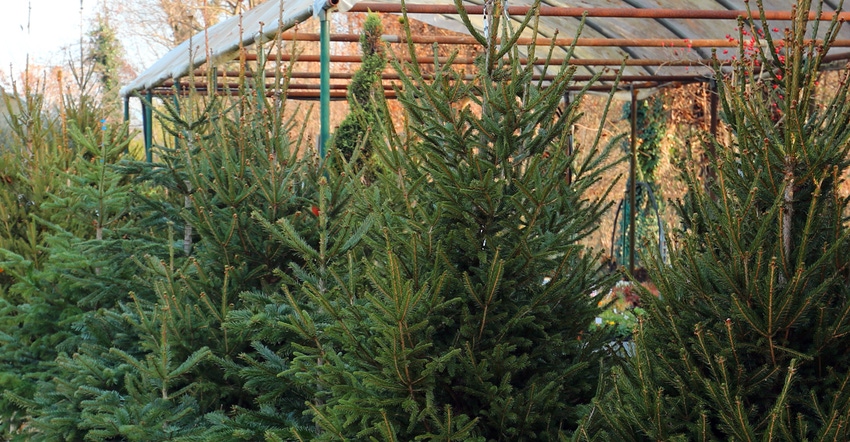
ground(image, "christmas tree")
xmin=0 ymin=84 xmax=128 ymax=438
xmin=581 ymin=0 xmax=850 ymax=439
xmin=0 ymin=58 xmax=333 ymax=438
xmin=275 ymin=4 xmax=624 ymax=439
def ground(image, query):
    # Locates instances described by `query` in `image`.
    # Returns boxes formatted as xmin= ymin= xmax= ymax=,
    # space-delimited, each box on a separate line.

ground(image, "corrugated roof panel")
xmin=122 ymin=0 xmax=850 ymax=96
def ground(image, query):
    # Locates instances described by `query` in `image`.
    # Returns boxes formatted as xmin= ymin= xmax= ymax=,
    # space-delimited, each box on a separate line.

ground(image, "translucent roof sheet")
xmin=122 ymin=0 xmax=850 ymax=96
xmin=121 ymin=0 xmax=319 ymax=96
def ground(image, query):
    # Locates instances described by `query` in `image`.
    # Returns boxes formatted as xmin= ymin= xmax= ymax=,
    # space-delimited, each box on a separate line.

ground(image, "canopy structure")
xmin=121 ymin=0 xmax=850 ymax=272
xmin=122 ymin=0 xmax=850 ymax=98
xmin=120 ymin=0 xmax=335 ymax=96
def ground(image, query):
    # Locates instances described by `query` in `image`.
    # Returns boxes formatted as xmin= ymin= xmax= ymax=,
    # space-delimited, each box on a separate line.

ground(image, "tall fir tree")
xmin=0 ymin=55 xmax=330 ymax=438
xmin=581 ymin=0 xmax=850 ymax=440
xmin=0 ymin=84 xmax=99 ymax=437
xmin=275 ymin=3 xmax=624 ymax=439
xmin=61 ymin=82 xmax=323 ymax=439
xmin=0 ymin=118 xmax=159 ymax=441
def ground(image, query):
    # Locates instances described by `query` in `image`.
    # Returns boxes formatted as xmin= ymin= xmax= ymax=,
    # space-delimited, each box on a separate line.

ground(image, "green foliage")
xmin=332 ymin=12 xmax=388 ymax=162
xmin=83 ymin=85 xmax=326 ymax=439
xmin=0 ymin=84 xmax=94 ymax=437
xmin=3 ymin=1 xmax=850 ymax=439
xmin=0 ymin=64 xmax=326 ymax=439
xmin=0 ymin=114 xmax=165 ymax=440
xmin=581 ymin=1 xmax=850 ymax=440
xmin=87 ymin=13 xmax=125 ymax=95
xmin=273 ymin=2 xmax=624 ymax=439
xmin=620 ymin=97 xmax=665 ymax=182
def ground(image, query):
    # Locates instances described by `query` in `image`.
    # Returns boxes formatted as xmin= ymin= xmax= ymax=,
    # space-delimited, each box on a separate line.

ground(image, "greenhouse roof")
xmin=121 ymin=0 xmax=850 ymax=97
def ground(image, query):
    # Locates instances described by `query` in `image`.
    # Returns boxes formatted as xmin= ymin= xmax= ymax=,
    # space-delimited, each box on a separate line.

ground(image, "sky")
xmin=1 ymin=0 xmax=98 ymax=77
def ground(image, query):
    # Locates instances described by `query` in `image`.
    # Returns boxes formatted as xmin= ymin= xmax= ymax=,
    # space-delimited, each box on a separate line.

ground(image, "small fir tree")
xmin=581 ymin=1 xmax=850 ymax=440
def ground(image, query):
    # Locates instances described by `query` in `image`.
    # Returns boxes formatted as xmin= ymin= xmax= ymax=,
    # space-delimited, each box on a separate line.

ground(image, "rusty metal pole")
xmin=629 ymin=85 xmax=638 ymax=275
xmin=274 ymin=32 xmax=850 ymax=49
xmin=253 ymin=52 xmax=723 ymax=67
xmin=348 ymin=3 xmax=850 ymax=21
xmin=709 ymin=79 xmax=718 ymax=137
xmin=564 ymin=92 xmax=573 ymax=185
xmin=705 ymin=79 xmax=719 ymax=192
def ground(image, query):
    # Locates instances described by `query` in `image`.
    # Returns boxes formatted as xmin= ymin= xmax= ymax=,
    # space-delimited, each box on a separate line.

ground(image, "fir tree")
xmin=581 ymin=1 xmax=850 ymax=440
xmin=0 ymin=84 xmax=90 ymax=437
xmin=277 ymin=2 xmax=623 ymax=439
xmin=1 ymin=60 xmax=327 ymax=438
xmin=86 ymin=71 xmax=349 ymax=440
xmin=0 ymin=116 xmax=163 ymax=440
xmin=332 ymin=12 xmax=388 ymax=163
xmin=86 ymin=9 xmax=126 ymax=99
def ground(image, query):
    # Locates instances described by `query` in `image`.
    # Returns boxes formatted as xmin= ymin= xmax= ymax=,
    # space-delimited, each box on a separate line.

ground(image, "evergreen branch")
xmin=252 ymin=211 xmax=319 ymax=261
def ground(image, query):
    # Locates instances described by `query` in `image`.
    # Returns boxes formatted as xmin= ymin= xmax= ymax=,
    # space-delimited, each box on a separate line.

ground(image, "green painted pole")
xmin=319 ymin=9 xmax=330 ymax=158
xmin=123 ymin=96 xmax=131 ymax=154
xmin=628 ymin=85 xmax=638 ymax=275
xmin=173 ymin=94 xmax=181 ymax=149
xmin=145 ymin=90 xmax=153 ymax=162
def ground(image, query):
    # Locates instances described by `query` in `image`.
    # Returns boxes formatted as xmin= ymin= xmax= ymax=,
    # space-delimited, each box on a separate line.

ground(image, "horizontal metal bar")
xmin=152 ymin=80 xmax=665 ymax=100
xmin=282 ymin=72 xmax=708 ymax=82
xmin=348 ymin=2 xmax=850 ymax=21
xmin=154 ymin=88 xmax=358 ymax=100
xmin=189 ymin=69 xmax=709 ymax=83
xmin=245 ymin=52 xmax=722 ymax=66
xmin=161 ymin=80 xmax=395 ymax=90
xmin=822 ymin=51 xmax=850 ymax=63
xmin=278 ymin=32 xmax=850 ymax=48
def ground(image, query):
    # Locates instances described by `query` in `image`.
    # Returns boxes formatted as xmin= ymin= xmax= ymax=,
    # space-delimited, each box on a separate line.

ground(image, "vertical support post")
xmin=141 ymin=92 xmax=151 ymax=162
xmin=144 ymin=90 xmax=154 ymax=162
xmin=123 ymin=96 xmax=131 ymax=154
xmin=173 ymin=94 xmax=181 ymax=149
xmin=705 ymin=79 xmax=719 ymax=192
xmin=319 ymin=8 xmax=331 ymax=159
xmin=629 ymin=85 xmax=638 ymax=275
xmin=709 ymin=79 xmax=718 ymax=137
xmin=564 ymin=92 xmax=573 ymax=185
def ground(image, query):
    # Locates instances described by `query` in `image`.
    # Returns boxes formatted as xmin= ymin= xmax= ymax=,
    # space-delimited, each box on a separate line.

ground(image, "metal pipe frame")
xmin=155 ymin=88 xmax=375 ymax=99
xmin=190 ymin=70 xmax=711 ymax=83
xmin=143 ymin=90 xmax=153 ymax=162
xmin=277 ymin=32 xmax=850 ymax=49
xmin=133 ymin=3 xmax=850 ymax=101
xmin=161 ymin=80 xmax=397 ymax=90
xmin=319 ymin=9 xmax=331 ymax=158
xmin=348 ymin=2 xmax=850 ymax=21
xmin=245 ymin=52 xmax=725 ymax=67
xmin=628 ymin=85 xmax=638 ymax=275
xmin=151 ymin=81 xmax=641 ymax=99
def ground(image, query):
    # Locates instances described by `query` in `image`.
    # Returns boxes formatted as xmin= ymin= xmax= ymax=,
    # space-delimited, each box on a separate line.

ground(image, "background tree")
xmin=106 ymin=0 xmax=258 ymax=61
xmin=332 ymin=12 xmax=388 ymax=163
xmin=580 ymin=0 xmax=850 ymax=440
xmin=87 ymin=12 xmax=126 ymax=98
